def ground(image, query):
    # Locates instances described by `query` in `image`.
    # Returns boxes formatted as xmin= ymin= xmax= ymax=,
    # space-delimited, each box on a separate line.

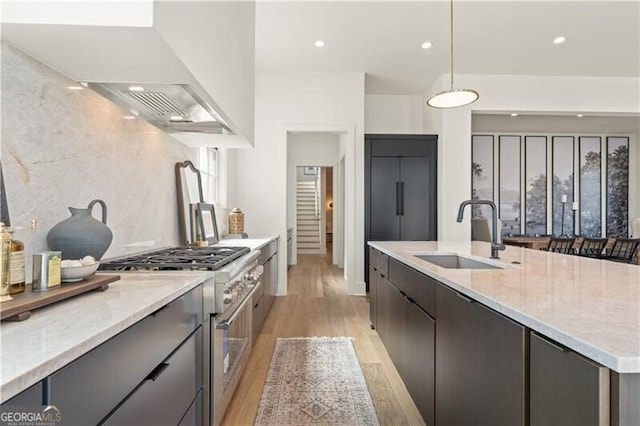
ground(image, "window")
xmin=606 ymin=137 xmax=629 ymax=237
xmin=197 ymin=147 xmax=220 ymax=206
xmin=472 ymin=133 xmax=631 ymax=238
xmin=471 ymin=135 xmax=494 ymax=220
xmin=552 ymin=137 xmax=575 ymax=235
xmin=524 ymin=136 xmax=547 ymax=236
xmin=579 ymin=137 xmax=601 ymax=237
xmin=499 ymin=136 xmax=521 ymax=236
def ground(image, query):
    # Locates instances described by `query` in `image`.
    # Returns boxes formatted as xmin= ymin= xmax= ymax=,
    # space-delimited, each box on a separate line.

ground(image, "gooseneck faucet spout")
xmin=457 ymin=199 xmax=505 ymax=259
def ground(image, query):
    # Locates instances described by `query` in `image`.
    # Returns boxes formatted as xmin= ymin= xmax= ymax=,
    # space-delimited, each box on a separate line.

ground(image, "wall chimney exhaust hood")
xmin=86 ymin=82 xmax=232 ymax=135
xmin=1 ymin=0 xmax=256 ymax=148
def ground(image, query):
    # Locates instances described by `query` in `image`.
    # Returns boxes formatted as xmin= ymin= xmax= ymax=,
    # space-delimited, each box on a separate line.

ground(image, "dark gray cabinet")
xmin=259 ymin=239 xmax=278 ymax=318
xmin=530 ymin=332 xmax=609 ymax=426
xmin=252 ymin=283 xmax=265 ymax=345
xmin=179 ymin=390 xmax=202 ymax=426
xmin=368 ymin=265 xmax=377 ymax=328
xmin=375 ymin=260 xmax=435 ymax=426
xmin=3 ymin=381 xmax=42 ymax=405
xmin=368 ymin=247 xmax=387 ymax=330
xmin=365 ymin=135 xmax=437 ymax=288
xmin=102 ymin=328 xmax=203 ymax=425
xmin=435 ymin=284 xmax=526 ymax=426
xmin=47 ymin=285 xmax=203 ymax=425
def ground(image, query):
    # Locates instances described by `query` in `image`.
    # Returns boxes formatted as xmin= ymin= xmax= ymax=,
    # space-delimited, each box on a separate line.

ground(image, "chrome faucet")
xmin=456 ymin=199 xmax=505 ymax=259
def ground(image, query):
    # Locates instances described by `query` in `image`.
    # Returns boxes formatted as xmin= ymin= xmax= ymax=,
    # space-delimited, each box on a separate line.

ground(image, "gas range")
xmin=99 ymin=245 xmax=263 ymax=426
xmin=98 ymin=245 xmax=251 ymax=271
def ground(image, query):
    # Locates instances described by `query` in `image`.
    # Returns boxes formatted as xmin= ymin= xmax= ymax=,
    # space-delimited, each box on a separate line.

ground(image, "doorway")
xmin=286 ymin=132 xmax=345 ymax=270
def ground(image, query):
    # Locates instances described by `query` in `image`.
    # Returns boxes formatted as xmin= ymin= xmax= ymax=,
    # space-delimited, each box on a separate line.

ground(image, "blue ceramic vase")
xmin=47 ymin=199 xmax=113 ymax=260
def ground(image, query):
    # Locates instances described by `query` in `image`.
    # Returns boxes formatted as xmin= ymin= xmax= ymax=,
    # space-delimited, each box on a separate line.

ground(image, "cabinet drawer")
xmin=388 ymin=258 xmax=435 ymax=317
xmin=368 ymin=247 xmax=377 ymax=269
xmin=49 ymin=285 xmax=203 ymax=425
xmin=530 ymin=332 xmax=609 ymax=426
xmin=252 ymin=293 xmax=265 ymax=343
xmin=3 ymin=381 xmax=43 ymax=405
xmin=103 ymin=328 xmax=203 ymax=425
xmin=178 ymin=389 xmax=202 ymax=426
xmin=378 ymin=252 xmax=388 ymax=277
xmin=259 ymin=240 xmax=278 ymax=264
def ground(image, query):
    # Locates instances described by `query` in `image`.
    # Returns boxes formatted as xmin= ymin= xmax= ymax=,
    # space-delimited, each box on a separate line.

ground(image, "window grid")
xmin=198 ymin=148 xmax=219 ymax=206
xmin=473 ymin=133 xmax=630 ymax=237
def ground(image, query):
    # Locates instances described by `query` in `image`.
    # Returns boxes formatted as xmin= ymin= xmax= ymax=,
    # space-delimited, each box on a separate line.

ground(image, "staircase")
xmin=296 ymin=180 xmax=321 ymax=253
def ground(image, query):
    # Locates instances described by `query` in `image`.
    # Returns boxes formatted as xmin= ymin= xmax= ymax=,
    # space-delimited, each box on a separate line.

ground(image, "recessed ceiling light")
xmin=553 ymin=36 xmax=566 ymax=44
xmin=421 ymin=41 xmax=432 ymax=49
xmin=170 ymin=116 xmax=183 ymax=121
xmin=577 ymin=114 xmax=584 ymax=118
xmin=128 ymin=86 xmax=145 ymax=92
xmin=314 ymin=40 xmax=325 ymax=48
xmin=123 ymin=115 xmax=136 ymax=120
xmin=67 ymin=85 xmax=83 ymax=90
xmin=510 ymin=113 xmax=518 ymax=117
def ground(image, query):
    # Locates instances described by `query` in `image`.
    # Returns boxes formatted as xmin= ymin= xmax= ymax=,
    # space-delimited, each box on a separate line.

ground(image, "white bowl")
xmin=61 ymin=262 xmax=100 ymax=282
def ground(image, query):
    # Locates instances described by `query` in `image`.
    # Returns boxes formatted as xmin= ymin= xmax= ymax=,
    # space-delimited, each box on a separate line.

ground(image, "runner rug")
xmin=254 ymin=337 xmax=380 ymax=425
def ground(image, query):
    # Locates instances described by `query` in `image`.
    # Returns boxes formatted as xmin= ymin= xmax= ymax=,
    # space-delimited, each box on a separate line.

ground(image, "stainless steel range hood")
xmin=86 ymin=82 xmax=233 ymax=135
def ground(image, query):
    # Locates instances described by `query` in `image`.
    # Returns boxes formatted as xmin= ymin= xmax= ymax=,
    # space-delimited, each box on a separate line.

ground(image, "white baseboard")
xmin=348 ymin=280 xmax=367 ymax=296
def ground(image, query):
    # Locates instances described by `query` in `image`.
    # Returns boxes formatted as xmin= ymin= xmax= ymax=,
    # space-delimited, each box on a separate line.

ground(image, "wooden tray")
xmin=0 ymin=274 xmax=120 ymax=321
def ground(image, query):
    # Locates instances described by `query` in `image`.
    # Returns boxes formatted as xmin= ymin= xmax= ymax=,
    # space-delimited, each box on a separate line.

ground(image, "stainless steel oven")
xmin=210 ymin=251 xmax=262 ymax=425
xmin=212 ymin=279 xmax=260 ymax=425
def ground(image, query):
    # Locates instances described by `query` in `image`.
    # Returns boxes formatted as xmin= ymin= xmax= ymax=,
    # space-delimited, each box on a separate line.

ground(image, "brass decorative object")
xmin=228 ymin=207 xmax=245 ymax=234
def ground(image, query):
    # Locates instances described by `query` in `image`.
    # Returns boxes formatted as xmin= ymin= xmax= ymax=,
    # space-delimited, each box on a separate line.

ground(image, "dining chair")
xmin=541 ymin=237 xmax=575 ymax=254
xmin=574 ymin=237 xmax=608 ymax=258
xmin=605 ymin=238 xmax=640 ymax=264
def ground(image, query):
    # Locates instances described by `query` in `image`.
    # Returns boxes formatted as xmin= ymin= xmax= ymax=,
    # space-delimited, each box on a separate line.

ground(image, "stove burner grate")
xmin=98 ymin=246 xmax=251 ymax=271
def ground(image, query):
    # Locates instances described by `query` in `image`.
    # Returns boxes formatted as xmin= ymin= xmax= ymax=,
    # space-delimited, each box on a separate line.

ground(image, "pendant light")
xmin=426 ymin=0 xmax=479 ymax=108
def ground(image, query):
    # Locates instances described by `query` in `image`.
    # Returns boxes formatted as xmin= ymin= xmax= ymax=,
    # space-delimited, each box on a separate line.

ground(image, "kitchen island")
xmin=0 ymin=271 xmax=208 ymax=423
xmin=369 ymin=240 xmax=639 ymax=426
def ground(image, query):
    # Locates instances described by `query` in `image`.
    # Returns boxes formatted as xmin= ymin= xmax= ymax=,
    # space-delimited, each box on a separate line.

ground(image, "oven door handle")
xmin=216 ymin=281 xmax=261 ymax=329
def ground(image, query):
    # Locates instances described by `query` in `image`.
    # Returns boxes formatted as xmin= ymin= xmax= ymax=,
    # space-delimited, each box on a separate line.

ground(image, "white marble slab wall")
xmin=1 ymin=42 xmax=196 ymax=282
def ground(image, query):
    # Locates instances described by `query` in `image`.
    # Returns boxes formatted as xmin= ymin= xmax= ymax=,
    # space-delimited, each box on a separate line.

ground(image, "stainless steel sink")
xmin=414 ymin=254 xmax=505 ymax=270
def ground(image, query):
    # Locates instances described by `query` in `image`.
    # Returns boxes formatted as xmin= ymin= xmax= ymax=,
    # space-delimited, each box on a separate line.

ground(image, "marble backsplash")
xmin=1 ymin=42 xmax=196 ymax=282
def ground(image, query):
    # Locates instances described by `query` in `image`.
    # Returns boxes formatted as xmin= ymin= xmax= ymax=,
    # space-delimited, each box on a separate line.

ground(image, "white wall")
xmin=233 ymin=71 xmax=365 ymax=295
xmin=365 ymin=95 xmax=424 ymax=134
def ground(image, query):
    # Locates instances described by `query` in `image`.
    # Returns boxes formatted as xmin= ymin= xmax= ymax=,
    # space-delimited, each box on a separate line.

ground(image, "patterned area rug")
xmin=254 ymin=337 xmax=380 ymax=425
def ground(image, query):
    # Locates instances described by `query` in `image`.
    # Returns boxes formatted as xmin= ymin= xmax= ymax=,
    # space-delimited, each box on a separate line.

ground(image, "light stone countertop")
xmin=0 ymin=271 xmax=209 ymax=403
xmin=217 ymin=236 xmax=278 ymax=252
xmin=369 ymin=241 xmax=640 ymax=374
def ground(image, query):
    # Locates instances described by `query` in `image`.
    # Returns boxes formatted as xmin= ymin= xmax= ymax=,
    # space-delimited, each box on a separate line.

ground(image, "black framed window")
xmin=552 ymin=137 xmax=575 ymax=236
xmin=472 ymin=135 xmax=494 ymax=219
xmin=499 ymin=136 xmax=521 ymax=236
xmin=524 ymin=136 xmax=547 ymax=236
xmin=579 ymin=137 xmax=602 ymax=237
xmin=606 ymin=137 xmax=629 ymax=237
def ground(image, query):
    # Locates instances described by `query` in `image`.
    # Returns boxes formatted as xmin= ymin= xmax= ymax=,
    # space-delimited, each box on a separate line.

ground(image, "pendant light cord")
xmin=450 ymin=0 xmax=454 ymax=90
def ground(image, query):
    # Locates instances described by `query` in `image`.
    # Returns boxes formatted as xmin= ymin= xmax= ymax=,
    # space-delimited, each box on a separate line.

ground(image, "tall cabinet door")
xmin=399 ymin=157 xmax=435 ymax=240
xmin=370 ymin=157 xmax=400 ymax=240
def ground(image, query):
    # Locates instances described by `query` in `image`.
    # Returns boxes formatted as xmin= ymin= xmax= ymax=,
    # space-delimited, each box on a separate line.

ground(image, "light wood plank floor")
xmin=221 ymin=253 xmax=425 ymax=426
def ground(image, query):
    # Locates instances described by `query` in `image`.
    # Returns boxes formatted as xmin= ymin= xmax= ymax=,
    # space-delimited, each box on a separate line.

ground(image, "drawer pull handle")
xmin=455 ymin=292 xmax=473 ymax=303
xmin=146 ymin=363 xmax=170 ymax=382
xmin=151 ymin=304 xmax=169 ymax=317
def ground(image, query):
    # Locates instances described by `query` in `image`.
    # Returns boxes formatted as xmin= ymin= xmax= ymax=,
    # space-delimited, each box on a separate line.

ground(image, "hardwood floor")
xmin=221 ymin=253 xmax=425 ymax=426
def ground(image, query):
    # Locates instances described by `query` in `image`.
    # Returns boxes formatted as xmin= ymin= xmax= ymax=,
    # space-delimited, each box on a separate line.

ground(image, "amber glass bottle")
xmin=8 ymin=229 xmax=25 ymax=294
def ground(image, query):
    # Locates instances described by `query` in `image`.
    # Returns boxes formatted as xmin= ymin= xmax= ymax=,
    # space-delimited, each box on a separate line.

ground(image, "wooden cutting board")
xmin=0 ymin=274 xmax=120 ymax=321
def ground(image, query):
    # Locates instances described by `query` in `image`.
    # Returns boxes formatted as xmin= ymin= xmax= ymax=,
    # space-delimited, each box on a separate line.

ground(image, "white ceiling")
xmin=255 ymin=1 xmax=640 ymax=95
